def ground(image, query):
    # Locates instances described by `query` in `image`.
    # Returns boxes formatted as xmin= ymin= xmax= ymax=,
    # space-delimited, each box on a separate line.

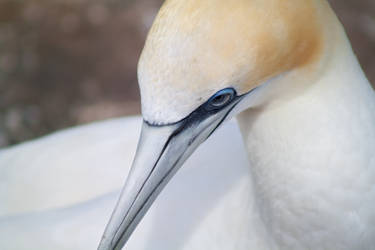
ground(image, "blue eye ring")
xmin=205 ymin=88 xmax=236 ymax=111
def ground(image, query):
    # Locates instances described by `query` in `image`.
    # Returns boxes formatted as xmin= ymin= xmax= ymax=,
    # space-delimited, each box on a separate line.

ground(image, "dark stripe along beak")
xmin=98 ymin=89 xmax=245 ymax=250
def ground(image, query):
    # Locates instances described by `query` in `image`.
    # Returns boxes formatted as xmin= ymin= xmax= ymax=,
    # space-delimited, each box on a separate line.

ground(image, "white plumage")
xmin=0 ymin=118 xmax=257 ymax=249
xmin=1 ymin=0 xmax=375 ymax=249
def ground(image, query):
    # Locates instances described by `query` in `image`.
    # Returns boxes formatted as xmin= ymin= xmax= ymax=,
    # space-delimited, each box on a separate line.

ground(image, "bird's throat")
xmin=236 ymin=34 xmax=375 ymax=249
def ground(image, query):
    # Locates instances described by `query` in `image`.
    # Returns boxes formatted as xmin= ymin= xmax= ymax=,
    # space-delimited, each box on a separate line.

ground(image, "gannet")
xmin=98 ymin=0 xmax=375 ymax=249
xmin=1 ymin=0 xmax=375 ymax=250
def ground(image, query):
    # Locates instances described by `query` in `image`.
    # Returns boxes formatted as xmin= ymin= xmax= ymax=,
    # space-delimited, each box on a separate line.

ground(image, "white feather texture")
xmin=0 ymin=119 xmax=263 ymax=250
xmin=1 ymin=0 xmax=375 ymax=249
xmin=237 ymin=43 xmax=375 ymax=249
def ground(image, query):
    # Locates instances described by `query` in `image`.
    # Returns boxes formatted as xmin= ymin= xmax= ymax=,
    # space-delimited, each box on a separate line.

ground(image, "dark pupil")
xmin=211 ymin=94 xmax=230 ymax=106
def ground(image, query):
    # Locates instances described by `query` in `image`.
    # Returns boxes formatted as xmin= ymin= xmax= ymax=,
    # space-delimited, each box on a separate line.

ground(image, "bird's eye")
xmin=211 ymin=93 xmax=231 ymax=106
xmin=205 ymin=88 xmax=236 ymax=111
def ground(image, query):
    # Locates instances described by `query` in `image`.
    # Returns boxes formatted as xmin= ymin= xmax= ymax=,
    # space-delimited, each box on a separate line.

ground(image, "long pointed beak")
xmin=98 ymin=97 xmax=242 ymax=250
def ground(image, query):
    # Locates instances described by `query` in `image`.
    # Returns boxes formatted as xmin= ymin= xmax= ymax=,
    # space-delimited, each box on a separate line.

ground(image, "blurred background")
xmin=0 ymin=0 xmax=374 ymax=147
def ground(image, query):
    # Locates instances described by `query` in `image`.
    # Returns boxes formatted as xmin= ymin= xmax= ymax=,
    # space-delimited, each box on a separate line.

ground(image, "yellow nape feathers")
xmin=138 ymin=0 xmax=325 ymax=123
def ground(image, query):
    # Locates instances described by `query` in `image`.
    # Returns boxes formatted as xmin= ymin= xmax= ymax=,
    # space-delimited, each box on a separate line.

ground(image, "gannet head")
xmin=139 ymin=0 xmax=323 ymax=124
xmin=99 ymin=0 xmax=325 ymax=249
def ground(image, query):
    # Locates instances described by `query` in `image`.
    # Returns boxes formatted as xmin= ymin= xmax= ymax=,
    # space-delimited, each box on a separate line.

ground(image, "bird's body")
xmin=0 ymin=118 xmax=261 ymax=250
xmin=0 ymin=117 xmax=140 ymax=217
xmin=1 ymin=0 xmax=375 ymax=249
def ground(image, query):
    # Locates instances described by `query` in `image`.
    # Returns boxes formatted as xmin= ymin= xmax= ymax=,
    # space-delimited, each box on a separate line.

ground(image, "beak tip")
xmin=98 ymin=105 xmax=233 ymax=249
